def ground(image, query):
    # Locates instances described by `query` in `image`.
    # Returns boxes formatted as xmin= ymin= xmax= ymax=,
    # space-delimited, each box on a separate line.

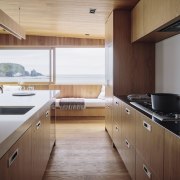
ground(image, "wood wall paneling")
xmin=0 ymin=34 xmax=105 ymax=47
xmin=0 ymin=0 xmax=139 ymax=39
xmin=49 ymin=85 xmax=102 ymax=98
xmin=113 ymin=10 xmax=155 ymax=96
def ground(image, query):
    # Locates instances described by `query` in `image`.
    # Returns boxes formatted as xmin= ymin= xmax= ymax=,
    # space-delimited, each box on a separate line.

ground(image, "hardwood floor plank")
xmin=43 ymin=119 xmax=130 ymax=180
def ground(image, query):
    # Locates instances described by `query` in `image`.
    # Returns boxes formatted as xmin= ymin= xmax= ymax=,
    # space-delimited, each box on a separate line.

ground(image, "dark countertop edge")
xmin=115 ymin=95 xmax=180 ymax=139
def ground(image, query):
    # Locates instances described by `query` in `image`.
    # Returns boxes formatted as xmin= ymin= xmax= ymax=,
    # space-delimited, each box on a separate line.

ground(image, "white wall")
xmin=155 ymin=34 xmax=180 ymax=94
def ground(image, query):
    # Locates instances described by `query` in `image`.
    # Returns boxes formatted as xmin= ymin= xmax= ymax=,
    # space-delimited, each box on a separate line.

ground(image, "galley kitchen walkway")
xmin=43 ymin=119 xmax=131 ymax=180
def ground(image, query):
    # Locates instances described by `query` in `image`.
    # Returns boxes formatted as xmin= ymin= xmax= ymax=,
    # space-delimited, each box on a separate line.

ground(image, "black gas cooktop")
xmin=131 ymin=101 xmax=180 ymax=121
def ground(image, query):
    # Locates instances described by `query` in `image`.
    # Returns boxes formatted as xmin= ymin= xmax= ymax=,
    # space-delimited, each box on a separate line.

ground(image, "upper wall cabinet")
xmin=132 ymin=0 xmax=180 ymax=42
xmin=131 ymin=0 xmax=144 ymax=42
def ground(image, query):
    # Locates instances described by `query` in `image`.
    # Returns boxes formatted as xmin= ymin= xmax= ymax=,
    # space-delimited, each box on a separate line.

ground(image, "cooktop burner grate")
xmin=130 ymin=101 xmax=180 ymax=121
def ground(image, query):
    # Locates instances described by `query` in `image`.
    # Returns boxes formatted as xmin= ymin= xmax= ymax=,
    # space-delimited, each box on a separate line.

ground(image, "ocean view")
xmin=0 ymin=74 xmax=105 ymax=84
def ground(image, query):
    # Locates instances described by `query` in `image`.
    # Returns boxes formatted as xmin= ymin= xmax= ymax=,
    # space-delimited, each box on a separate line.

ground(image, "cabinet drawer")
xmin=136 ymin=111 xmax=164 ymax=180
xmin=113 ymin=121 xmax=121 ymax=153
xmin=136 ymin=153 xmax=159 ymax=180
xmin=0 ymin=128 xmax=32 ymax=180
xmin=164 ymin=130 xmax=180 ymax=180
xmin=121 ymin=138 xmax=135 ymax=180
xmin=122 ymin=102 xmax=136 ymax=146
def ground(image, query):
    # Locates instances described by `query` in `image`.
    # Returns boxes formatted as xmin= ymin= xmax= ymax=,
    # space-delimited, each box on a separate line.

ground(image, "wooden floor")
xmin=43 ymin=119 xmax=131 ymax=180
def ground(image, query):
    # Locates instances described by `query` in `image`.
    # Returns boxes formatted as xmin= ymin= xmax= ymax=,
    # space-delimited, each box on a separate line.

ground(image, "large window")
xmin=0 ymin=48 xmax=105 ymax=84
xmin=0 ymin=49 xmax=51 ymax=83
xmin=56 ymin=48 xmax=105 ymax=84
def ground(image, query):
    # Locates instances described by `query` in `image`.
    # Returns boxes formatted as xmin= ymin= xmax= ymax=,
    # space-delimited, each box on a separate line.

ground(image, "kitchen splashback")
xmin=155 ymin=34 xmax=180 ymax=94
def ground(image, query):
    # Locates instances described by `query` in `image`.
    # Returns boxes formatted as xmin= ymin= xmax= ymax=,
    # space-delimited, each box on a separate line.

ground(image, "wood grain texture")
xmin=132 ymin=0 xmax=180 ymax=42
xmin=56 ymin=107 xmax=105 ymax=117
xmin=111 ymin=10 xmax=155 ymax=96
xmin=136 ymin=153 xmax=154 ymax=180
xmin=0 ymin=128 xmax=32 ymax=180
xmin=136 ymin=111 xmax=164 ymax=180
xmin=164 ymin=130 xmax=180 ymax=180
xmin=121 ymin=102 xmax=136 ymax=146
xmin=0 ymin=0 xmax=139 ymax=39
xmin=0 ymin=34 xmax=105 ymax=47
xmin=131 ymin=0 xmax=144 ymax=42
xmin=43 ymin=119 xmax=131 ymax=180
xmin=112 ymin=97 xmax=122 ymax=154
xmin=49 ymin=85 xmax=102 ymax=98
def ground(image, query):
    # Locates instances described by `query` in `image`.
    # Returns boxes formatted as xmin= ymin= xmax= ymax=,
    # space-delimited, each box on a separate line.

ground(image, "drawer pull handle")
xmin=143 ymin=121 xmax=151 ymax=132
xmin=36 ymin=121 xmax=41 ymax=129
xmin=143 ymin=164 xmax=151 ymax=179
xmin=9 ymin=149 xmax=19 ymax=167
xmin=125 ymin=139 xmax=130 ymax=148
xmin=46 ymin=110 xmax=49 ymax=118
xmin=125 ymin=108 xmax=130 ymax=115
xmin=115 ymin=126 xmax=119 ymax=132
xmin=116 ymin=101 xmax=119 ymax=105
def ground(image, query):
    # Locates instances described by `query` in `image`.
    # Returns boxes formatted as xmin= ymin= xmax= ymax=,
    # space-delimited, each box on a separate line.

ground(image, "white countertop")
xmin=0 ymin=90 xmax=60 ymax=159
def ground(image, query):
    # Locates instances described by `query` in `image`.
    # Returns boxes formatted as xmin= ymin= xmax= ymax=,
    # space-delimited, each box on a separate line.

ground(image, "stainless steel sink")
xmin=0 ymin=106 xmax=34 ymax=115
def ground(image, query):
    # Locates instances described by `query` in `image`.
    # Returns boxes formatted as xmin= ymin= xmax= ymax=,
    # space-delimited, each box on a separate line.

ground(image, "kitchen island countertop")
xmin=0 ymin=90 xmax=60 ymax=159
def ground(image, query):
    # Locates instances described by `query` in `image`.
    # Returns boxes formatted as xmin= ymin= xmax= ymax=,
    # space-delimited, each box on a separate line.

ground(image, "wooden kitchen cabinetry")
xmin=164 ymin=129 xmax=180 ymax=180
xmin=0 ymin=127 xmax=32 ymax=180
xmin=112 ymin=97 xmax=122 ymax=153
xmin=132 ymin=0 xmax=180 ymax=42
xmin=136 ymin=111 xmax=164 ymax=180
xmin=32 ymin=104 xmax=51 ymax=180
xmin=105 ymin=9 xmax=155 ymax=141
xmin=105 ymin=10 xmax=113 ymax=140
xmin=121 ymin=102 xmax=136 ymax=180
xmin=131 ymin=0 xmax=144 ymax=42
xmin=105 ymin=10 xmax=155 ymax=97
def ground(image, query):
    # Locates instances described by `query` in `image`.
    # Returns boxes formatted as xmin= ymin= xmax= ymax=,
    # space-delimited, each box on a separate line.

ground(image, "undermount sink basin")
xmin=0 ymin=106 xmax=34 ymax=115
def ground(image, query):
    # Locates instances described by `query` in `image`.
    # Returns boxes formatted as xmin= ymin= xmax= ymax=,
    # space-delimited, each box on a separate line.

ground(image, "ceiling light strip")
xmin=0 ymin=9 xmax=26 ymax=40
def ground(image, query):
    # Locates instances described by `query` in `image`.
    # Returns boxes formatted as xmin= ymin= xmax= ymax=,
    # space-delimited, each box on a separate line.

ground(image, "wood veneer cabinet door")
xmin=0 ymin=127 xmax=32 ymax=180
xmin=105 ymin=99 xmax=113 ymax=139
xmin=112 ymin=97 xmax=122 ymax=153
xmin=121 ymin=102 xmax=136 ymax=146
xmin=0 ymin=153 xmax=9 ymax=180
xmin=164 ymin=130 xmax=180 ymax=180
xmin=121 ymin=137 xmax=135 ymax=180
xmin=42 ymin=106 xmax=51 ymax=167
xmin=136 ymin=153 xmax=159 ymax=180
xmin=32 ymin=113 xmax=45 ymax=180
xmin=121 ymin=102 xmax=136 ymax=180
xmin=143 ymin=0 xmax=180 ymax=35
xmin=136 ymin=111 xmax=164 ymax=180
xmin=131 ymin=0 xmax=144 ymax=42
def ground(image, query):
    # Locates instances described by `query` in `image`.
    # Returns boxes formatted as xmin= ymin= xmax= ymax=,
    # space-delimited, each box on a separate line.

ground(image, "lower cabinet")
xmin=32 ymin=104 xmax=51 ymax=180
xmin=136 ymin=153 xmax=157 ymax=180
xmin=105 ymin=98 xmax=113 ymax=139
xmin=121 ymin=139 xmax=135 ymax=180
xmin=109 ymin=97 xmax=178 ymax=180
xmin=0 ymin=127 xmax=32 ymax=180
xmin=164 ymin=129 xmax=180 ymax=180
xmin=0 ymin=102 xmax=55 ymax=180
xmin=112 ymin=97 xmax=122 ymax=153
xmin=136 ymin=111 xmax=164 ymax=180
xmin=121 ymin=101 xmax=136 ymax=180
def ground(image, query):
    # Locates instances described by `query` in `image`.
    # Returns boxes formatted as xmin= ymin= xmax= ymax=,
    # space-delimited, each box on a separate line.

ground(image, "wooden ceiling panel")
xmin=0 ymin=0 xmax=139 ymax=39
